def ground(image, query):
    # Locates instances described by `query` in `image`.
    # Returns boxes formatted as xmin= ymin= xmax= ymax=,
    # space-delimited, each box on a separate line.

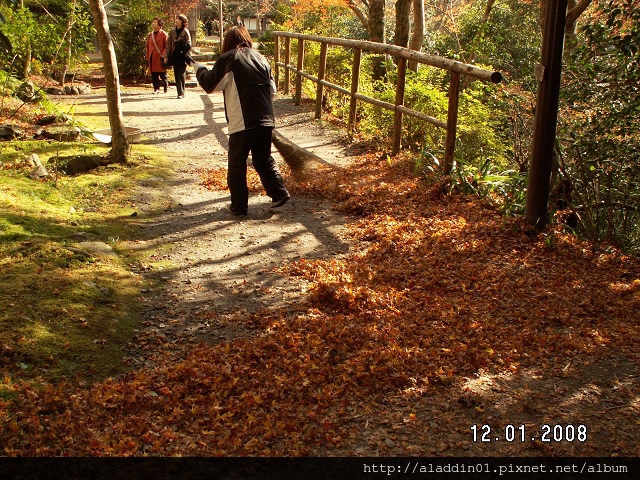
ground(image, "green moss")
xmin=0 ymin=139 xmax=173 ymax=383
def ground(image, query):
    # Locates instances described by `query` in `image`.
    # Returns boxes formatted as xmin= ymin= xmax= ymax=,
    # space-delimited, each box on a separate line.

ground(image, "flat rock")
xmin=0 ymin=124 xmax=23 ymax=140
xmin=43 ymin=125 xmax=81 ymax=142
xmin=76 ymin=241 xmax=118 ymax=259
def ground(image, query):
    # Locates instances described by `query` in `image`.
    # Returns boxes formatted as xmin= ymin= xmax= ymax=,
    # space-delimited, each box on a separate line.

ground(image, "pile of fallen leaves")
xmin=2 ymin=155 xmax=639 ymax=456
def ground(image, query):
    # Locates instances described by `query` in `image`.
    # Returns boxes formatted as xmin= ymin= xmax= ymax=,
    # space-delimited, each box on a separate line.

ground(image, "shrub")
xmin=110 ymin=6 xmax=161 ymax=78
xmin=557 ymin=0 xmax=640 ymax=252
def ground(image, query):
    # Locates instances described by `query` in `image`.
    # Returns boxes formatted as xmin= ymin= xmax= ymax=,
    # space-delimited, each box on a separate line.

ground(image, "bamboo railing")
xmin=272 ymin=32 xmax=503 ymax=172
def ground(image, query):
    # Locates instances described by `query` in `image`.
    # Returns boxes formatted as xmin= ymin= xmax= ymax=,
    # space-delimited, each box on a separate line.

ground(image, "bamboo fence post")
xmin=348 ymin=47 xmax=362 ymax=132
xmin=315 ymin=42 xmax=328 ymax=119
xmin=443 ymin=72 xmax=461 ymax=174
xmin=274 ymin=35 xmax=280 ymax=91
xmin=284 ymin=37 xmax=291 ymax=96
xmin=392 ymin=57 xmax=407 ymax=155
xmin=295 ymin=38 xmax=305 ymax=106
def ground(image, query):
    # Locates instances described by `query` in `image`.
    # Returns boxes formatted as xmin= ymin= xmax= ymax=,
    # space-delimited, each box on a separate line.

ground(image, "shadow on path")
xmin=67 ymin=86 xmax=359 ymax=363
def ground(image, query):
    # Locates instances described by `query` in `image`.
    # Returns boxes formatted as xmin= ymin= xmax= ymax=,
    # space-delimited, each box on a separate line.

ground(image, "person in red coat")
xmin=146 ymin=17 xmax=169 ymax=94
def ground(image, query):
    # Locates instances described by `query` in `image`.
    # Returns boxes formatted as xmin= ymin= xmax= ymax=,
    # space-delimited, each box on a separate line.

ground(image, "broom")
xmin=271 ymin=129 xmax=330 ymax=175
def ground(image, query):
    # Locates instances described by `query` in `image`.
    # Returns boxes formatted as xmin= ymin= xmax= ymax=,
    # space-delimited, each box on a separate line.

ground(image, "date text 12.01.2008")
xmin=471 ymin=424 xmax=587 ymax=443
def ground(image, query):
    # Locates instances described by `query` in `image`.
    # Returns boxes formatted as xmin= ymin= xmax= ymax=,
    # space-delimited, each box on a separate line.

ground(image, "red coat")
xmin=146 ymin=29 xmax=168 ymax=72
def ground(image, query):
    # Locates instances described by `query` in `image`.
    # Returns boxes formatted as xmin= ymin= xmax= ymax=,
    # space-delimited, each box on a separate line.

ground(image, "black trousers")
xmin=228 ymin=127 xmax=289 ymax=214
xmin=174 ymin=64 xmax=187 ymax=96
xmin=151 ymin=71 xmax=168 ymax=92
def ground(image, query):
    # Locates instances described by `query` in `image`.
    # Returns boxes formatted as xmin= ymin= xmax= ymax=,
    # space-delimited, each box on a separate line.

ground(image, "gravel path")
xmin=66 ymin=84 xmax=356 ymax=364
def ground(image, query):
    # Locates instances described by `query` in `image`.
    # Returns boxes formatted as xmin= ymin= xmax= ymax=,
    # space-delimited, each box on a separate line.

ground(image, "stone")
xmin=36 ymin=113 xmax=72 ymax=126
xmin=44 ymin=86 xmax=65 ymax=95
xmin=29 ymin=165 xmax=49 ymax=179
xmin=42 ymin=125 xmax=81 ymax=142
xmin=17 ymin=81 xmax=37 ymax=103
xmin=64 ymin=85 xmax=79 ymax=95
xmin=76 ymin=241 xmax=118 ymax=259
xmin=35 ymin=115 xmax=59 ymax=126
xmin=0 ymin=124 xmax=23 ymax=140
xmin=17 ymin=81 xmax=45 ymax=103
xmin=28 ymin=154 xmax=49 ymax=179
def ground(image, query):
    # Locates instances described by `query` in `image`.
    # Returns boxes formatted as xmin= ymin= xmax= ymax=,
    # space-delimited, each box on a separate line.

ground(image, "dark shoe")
xmin=270 ymin=194 xmax=290 ymax=208
xmin=228 ymin=205 xmax=247 ymax=216
xmin=164 ymin=86 xmax=168 ymax=93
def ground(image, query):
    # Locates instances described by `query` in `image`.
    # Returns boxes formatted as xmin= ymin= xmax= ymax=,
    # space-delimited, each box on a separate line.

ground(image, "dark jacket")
xmin=167 ymin=27 xmax=191 ymax=67
xmin=196 ymin=47 xmax=276 ymax=135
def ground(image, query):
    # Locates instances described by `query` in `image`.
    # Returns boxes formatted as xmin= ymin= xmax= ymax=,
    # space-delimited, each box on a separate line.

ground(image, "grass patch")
xmin=1 ymin=140 xmax=173 ymax=384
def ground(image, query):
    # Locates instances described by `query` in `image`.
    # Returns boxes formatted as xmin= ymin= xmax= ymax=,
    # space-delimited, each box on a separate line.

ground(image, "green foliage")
xmin=257 ymin=28 xmax=274 ymax=57
xmin=0 ymin=5 xmax=39 ymax=71
xmin=271 ymin=0 xmax=639 ymax=254
xmin=558 ymin=0 xmax=640 ymax=252
xmin=0 ymin=9 xmax=12 ymax=55
xmin=431 ymin=0 xmax=540 ymax=80
xmin=318 ymin=58 xmax=508 ymax=169
xmin=271 ymin=1 xmax=291 ymax=27
xmin=456 ymin=82 xmax=508 ymax=168
xmin=0 ymin=67 xmax=21 ymax=92
xmin=445 ymin=159 xmax=527 ymax=217
xmin=111 ymin=4 xmax=161 ymax=78
xmin=0 ymin=1 xmax=94 ymax=78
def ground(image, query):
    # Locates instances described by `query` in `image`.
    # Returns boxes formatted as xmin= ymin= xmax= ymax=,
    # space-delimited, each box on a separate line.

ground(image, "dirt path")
xmin=37 ymin=83 xmax=640 ymax=458
xmin=66 ymin=84 xmax=356 ymax=365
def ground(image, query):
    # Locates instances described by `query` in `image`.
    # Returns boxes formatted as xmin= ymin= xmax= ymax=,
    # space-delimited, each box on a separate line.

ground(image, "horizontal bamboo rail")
xmin=273 ymin=32 xmax=502 ymax=172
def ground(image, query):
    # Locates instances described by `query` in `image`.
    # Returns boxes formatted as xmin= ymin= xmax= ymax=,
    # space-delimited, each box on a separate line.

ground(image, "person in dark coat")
xmin=166 ymin=14 xmax=191 ymax=99
xmin=192 ymin=26 xmax=290 ymax=216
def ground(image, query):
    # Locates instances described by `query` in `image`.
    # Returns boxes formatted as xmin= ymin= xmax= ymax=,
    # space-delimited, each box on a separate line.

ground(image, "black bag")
xmin=162 ymin=55 xmax=173 ymax=68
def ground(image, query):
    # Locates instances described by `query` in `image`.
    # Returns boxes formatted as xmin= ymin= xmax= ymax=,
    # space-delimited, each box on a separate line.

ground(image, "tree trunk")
xmin=540 ymin=0 xmax=591 ymax=33
xmin=347 ymin=1 xmax=370 ymax=33
xmin=60 ymin=35 xmax=72 ymax=87
xmin=565 ymin=0 xmax=592 ymax=47
xmin=368 ymin=0 xmax=385 ymax=43
xmin=60 ymin=0 xmax=77 ymax=87
xmin=21 ymin=41 xmax=31 ymax=78
xmin=219 ymin=0 xmax=224 ymax=54
xmin=394 ymin=0 xmax=411 ymax=48
xmin=408 ymin=0 xmax=425 ymax=72
xmin=89 ymin=0 xmax=128 ymax=164
xmin=256 ymin=0 xmax=262 ymax=34
xmin=18 ymin=0 xmax=29 ymax=78
xmin=369 ymin=0 xmax=386 ymax=80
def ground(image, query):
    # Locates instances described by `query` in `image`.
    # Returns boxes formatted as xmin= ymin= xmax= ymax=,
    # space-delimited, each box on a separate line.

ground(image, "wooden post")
xmin=443 ymin=71 xmax=460 ymax=174
xmin=392 ymin=56 xmax=407 ymax=155
xmin=348 ymin=48 xmax=362 ymax=132
xmin=295 ymin=38 xmax=305 ymax=106
xmin=525 ymin=0 xmax=568 ymax=229
xmin=274 ymin=35 xmax=280 ymax=91
xmin=315 ymin=42 xmax=328 ymax=119
xmin=218 ymin=0 xmax=224 ymax=54
xmin=284 ymin=37 xmax=291 ymax=95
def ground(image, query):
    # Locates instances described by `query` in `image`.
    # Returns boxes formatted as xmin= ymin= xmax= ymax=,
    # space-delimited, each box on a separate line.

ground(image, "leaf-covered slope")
xmin=2 ymin=156 xmax=639 ymax=456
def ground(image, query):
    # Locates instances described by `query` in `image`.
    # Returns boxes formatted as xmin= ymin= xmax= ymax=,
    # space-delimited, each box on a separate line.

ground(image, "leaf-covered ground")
xmin=1 ymin=154 xmax=639 ymax=456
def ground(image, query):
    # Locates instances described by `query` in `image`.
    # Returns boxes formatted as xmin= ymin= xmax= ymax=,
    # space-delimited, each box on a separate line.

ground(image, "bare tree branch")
xmin=566 ymin=0 xmax=592 ymax=32
xmin=347 ymin=0 xmax=369 ymax=32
